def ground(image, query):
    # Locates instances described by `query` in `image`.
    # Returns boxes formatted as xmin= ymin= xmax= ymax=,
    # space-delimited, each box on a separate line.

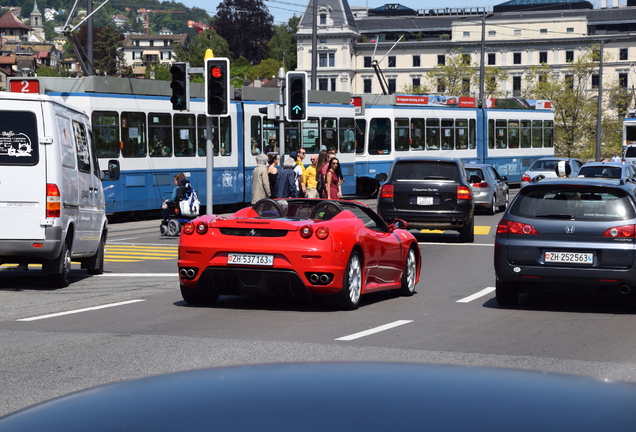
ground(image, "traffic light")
xmin=286 ymin=71 xmax=307 ymax=122
xmin=205 ymin=58 xmax=230 ymax=116
xmin=170 ymin=62 xmax=189 ymax=111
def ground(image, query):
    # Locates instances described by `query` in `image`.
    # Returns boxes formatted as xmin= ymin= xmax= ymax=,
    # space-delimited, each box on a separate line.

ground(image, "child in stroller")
xmin=160 ymin=175 xmax=200 ymax=236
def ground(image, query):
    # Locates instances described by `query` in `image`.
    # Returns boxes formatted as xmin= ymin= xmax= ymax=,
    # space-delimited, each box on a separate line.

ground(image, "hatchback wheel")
xmin=488 ymin=195 xmax=497 ymax=215
xmin=498 ymin=192 xmax=509 ymax=212
xmin=495 ymin=280 xmax=518 ymax=306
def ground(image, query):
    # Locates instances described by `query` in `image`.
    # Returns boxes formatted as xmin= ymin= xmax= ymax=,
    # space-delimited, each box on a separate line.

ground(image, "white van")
xmin=624 ymin=144 xmax=636 ymax=163
xmin=0 ymin=91 xmax=107 ymax=287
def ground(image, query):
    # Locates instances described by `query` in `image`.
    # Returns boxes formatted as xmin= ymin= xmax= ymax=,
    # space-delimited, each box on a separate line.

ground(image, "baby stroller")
xmin=160 ymin=179 xmax=200 ymax=236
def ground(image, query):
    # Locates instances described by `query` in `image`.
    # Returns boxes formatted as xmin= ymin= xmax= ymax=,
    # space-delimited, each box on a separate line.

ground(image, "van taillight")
xmin=496 ymin=219 xmax=539 ymax=236
xmin=380 ymin=184 xmax=394 ymax=199
xmin=46 ymin=183 xmax=61 ymax=218
xmin=456 ymin=186 xmax=472 ymax=200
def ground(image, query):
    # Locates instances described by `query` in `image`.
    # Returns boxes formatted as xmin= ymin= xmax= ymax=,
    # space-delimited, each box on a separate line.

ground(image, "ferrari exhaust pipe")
xmin=180 ymin=268 xmax=196 ymax=279
xmin=180 ymin=269 xmax=188 ymax=278
xmin=186 ymin=269 xmax=195 ymax=278
xmin=319 ymin=274 xmax=329 ymax=283
xmin=309 ymin=274 xmax=319 ymax=283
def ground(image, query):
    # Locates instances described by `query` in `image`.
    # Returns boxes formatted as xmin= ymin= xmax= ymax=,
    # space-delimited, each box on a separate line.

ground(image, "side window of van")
xmin=73 ymin=121 xmax=90 ymax=173
xmin=0 ymin=111 xmax=38 ymax=166
xmin=57 ymin=115 xmax=75 ymax=168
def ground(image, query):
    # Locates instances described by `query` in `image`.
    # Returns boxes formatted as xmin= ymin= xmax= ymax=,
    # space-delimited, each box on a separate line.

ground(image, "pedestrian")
xmin=251 ymin=153 xmax=270 ymax=204
xmin=267 ymin=153 xmax=279 ymax=198
xmin=319 ymin=150 xmax=335 ymax=198
xmin=162 ymin=173 xmax=186 ymax=220
xmin=304 ymin=154 xmax=319 ymax=198
xmin=314 ymin=150 xmax=329 ymax=198
xmin=291 ymin=149 xmax=307 ymax=197
xmin=326 ymin=157 xmax=343 ymax=199
xmin=612 ymin=153 xmax=621 ymax=162
xmin=275 ymin=156 xmax=299 ymax=199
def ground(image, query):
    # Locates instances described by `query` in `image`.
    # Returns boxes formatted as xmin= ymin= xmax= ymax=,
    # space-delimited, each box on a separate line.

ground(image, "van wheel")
xmin=49 ymin=240 xmax=71 ymax=288
xmin=87 ymin=236 xmax=105 ymax=275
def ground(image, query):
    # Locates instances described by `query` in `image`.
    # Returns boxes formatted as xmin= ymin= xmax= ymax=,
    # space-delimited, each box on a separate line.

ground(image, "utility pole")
xmin=311 ymin=0 xmax=317 ymax=90
xmin=596 ymin=39 xmax=605 ymax=162
xmin=478 ymin=13 xmax=494 ymax=108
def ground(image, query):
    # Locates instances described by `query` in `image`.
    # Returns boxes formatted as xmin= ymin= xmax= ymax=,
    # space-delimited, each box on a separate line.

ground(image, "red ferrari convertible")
xmin=178 ymin=198 xmax=421 ymax=310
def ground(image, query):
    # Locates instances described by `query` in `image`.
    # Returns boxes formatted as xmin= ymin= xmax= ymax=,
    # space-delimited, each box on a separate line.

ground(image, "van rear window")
xmin=393 ymin=161 xmax=459 ymax=181
xmin=0 ymin=111 xmax=38 ymax=166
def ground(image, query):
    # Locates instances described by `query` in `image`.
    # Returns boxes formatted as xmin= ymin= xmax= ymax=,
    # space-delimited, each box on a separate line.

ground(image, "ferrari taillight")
xmin=196 ymin=222 xmax=208 ymax=235
xmin=46 ymin=183 xmax=61 ymax=218
xmin=316 ymin=227 xmax=329 ymax=240
xmin=300 ymin=225 xmax=313 ymax=238
xmin=183 ymin=222 xmax=195 ymax=235
xmin=379 ymin=184 xmax=394 ymax=199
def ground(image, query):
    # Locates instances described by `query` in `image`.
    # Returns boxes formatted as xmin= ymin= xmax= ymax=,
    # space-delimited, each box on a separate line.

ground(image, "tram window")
xmin=121 ymin=112 xmax=147 ymax=158
xmin=441 ymin=119 xmax=454 ymax=150
xmin=284 ymin=121 xmax=300 ymax=154
xmin=488 ymin=119 xmax=495 ymax=149
xmin=411 ymin=118 xmax=425 ymax=150
xmin=197 ymin=114 xmax=219 ymax=156
xmin=520 ymin=120 xmax=532 ymax=148
xmin=395 ymin=118 xmax=409 ymax=151
xmin=263 ymin=119 xmax=279 ymax=153
xmin=508 ymin=120 xmax=520 ymax=149
xmin=174 ymin=114 xmax=195 ymax=157
xmin=303 ymin=118 xmax=320 ymax=152
xmin=338 ymin=118 xmax=355 ymax=153
xmin=495 ymin=119 xmax=507 ymax=149
xmin=149 ymin=113 xmax=172 ymax=157
xmin=322 ymin=118 xmax=337 ymax=152
xmin=220 ymin=117 xmax=231 ymax=155
xmin=250 ymin=116 xmax=263 ymax=155
xmin=355 ymin=119 xmax=366 ymax=155
xmin=532 ymin=120 xmax=543 ymax=148
xmin=92 ymin=111 xmax=119 ymax=158
xmin=426 ymin=118 xmax=440 ymax=150
xmin=544 ymin=120 xmax=554 ymax=147
xmin=369 ymin=118 xmax=391 ymax=154
xmin=469 ymin=119 xmax=476 ymax=149
xmin=456 ymin=119 xmax=468 ymax=150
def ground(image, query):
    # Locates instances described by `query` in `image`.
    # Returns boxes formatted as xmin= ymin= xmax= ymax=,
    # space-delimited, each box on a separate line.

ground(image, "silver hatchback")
xmin=520 ymin=157 xmax=583 ymax=188
xmin=465 ymin=164 xmax=509 ymax=215
xmin=494 ymin=178 xmax=636 ymax=306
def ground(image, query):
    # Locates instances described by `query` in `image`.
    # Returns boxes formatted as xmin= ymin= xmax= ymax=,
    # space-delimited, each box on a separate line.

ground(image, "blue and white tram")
xmin=9 ymin=77 xmax=355 ymax=215
xmin=353 ymin=94 xmax=554 ymax=194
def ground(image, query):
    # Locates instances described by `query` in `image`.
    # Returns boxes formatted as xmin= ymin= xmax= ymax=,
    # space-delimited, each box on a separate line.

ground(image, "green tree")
xmin=231 ymin=56 xmax=252 ymax=87
xmin=249 ymin=58 xmax=282 ymax=80
xmin=268 ymin=15 xmax=299 ymax=70
xmin=173 ymin=29 xmax=231 ymax=69
xmin=144 ymin=63 xmax=171 ymax=80
xmin=36 ymin=64 xmax=68 ymax=77
xmin=483 ymin=66 xmax=509 ymax=99
xmin=214 ymin=0 xmax=274 ymax=64
xmin=398 ymin=83 xmax=431 ymax=95
xmin=93 ymin=25 xmax=125 ymax=76
xmin=425 ymin=49 xmax=476 ymax=96
xmin=524 ymin=47 xmax=625 ymax=160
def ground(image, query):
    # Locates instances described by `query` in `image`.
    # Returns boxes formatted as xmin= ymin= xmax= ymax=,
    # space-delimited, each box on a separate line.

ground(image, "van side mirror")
xmin=107 ymin=160 xmax=120 ymax=181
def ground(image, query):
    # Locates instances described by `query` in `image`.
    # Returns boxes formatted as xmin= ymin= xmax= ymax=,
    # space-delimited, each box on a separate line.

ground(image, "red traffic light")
xmin=210 ymin=66 xmax=223 ymax=79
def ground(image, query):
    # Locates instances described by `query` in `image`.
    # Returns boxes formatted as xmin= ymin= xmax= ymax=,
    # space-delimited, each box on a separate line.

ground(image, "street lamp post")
xmin=596 ymin=39 xmax=605 ymax=162
xmin=478 ymin=13 xmax=494 ymax=109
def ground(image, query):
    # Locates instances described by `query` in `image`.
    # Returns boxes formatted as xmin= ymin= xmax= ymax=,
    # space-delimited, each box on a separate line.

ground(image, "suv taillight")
xmin=380 ymin=184 xmax=394 ymax=199
xmin=46 ymin=183 xmax=61 ymax=218
xmin=457 ymin=185 xmax=472 ymax=200
xmin=521 ymin=174 xmax=531 ymax=183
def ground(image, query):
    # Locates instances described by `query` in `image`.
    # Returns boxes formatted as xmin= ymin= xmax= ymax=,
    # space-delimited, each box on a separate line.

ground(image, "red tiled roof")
xmin=0 ymin=11 xmax=30 ymax=30
xmin=0 ymin=55 xmax=16 ymax=64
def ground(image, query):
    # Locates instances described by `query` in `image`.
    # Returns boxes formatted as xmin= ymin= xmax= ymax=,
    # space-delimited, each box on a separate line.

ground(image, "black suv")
xmin=377 ymin=157 xmax=475 ymax=242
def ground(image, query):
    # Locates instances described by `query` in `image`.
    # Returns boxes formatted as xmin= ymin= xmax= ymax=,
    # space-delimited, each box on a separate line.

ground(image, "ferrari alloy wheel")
xmin=397 ymin=247 xmax=417 ymax=296
xmin=339 ymin=251 xmax=362 ymax=310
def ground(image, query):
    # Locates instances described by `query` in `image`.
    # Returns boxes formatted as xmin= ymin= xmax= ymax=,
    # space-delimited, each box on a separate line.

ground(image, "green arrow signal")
xmin=292 ymin=105 xmax=302 ymax=114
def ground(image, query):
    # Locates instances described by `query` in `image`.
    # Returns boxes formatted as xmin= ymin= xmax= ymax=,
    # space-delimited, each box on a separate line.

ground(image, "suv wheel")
xmin=458 ymin=217 xmax=474 ymax=243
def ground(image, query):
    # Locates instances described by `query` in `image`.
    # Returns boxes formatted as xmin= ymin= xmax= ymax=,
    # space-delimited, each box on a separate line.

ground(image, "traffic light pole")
xmin=206 ymin=118 xmax=214 ymax=213
xmin=278 ymin=68 xmax=285 ymax=164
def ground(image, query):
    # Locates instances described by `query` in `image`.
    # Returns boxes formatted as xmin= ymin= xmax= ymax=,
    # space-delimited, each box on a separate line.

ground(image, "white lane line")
xmin=16 ymin=299 xmax=146 ymax=322
xmin=335 ymin=320 xmax=413 ymax=341
xmin=419 ymin=242 xmax=494 ymax=247
xmin=456 ymin=287 xmax=495 ymax=303
xmin=97 ymin=273 xmax=178 ymax=277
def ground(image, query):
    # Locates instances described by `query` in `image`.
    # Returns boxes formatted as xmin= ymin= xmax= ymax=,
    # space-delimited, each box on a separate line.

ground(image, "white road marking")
xmin=16 ymin=299 xmax=146 ymax=322
xmin=96 ymin=273 xmax=178 ymax=277
xmin=419 ymin=242 xmax=494 ymax=246
xmin=456 ymin=287 xmax=496 ymax=303
xmin=108 ymin=238 xmax=141 ymax=242
xmin=335 ymin=320 xmax=413 ymax=341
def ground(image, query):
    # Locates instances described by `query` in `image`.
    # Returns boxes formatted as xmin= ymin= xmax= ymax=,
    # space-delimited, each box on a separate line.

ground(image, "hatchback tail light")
xmin=521 ymin=174 xmax=531 ymax=183
xmin=496 ymin=219 xmax=539 ymax=236
xmin=472 ymin=182 xmax=490 ymax=188
xmin=603 ymin=225 xmax=636 ymax=238
xmin=379 ymin=184 xmax=394 ymax=199
xmin=46 ymin=183 xmax=61 ymax=218
xmin=456 ymin=185 xmax=472 ymax=200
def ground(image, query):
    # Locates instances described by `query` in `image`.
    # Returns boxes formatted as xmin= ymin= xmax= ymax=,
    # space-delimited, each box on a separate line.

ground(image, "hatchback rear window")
xmin=393 ymin=161 xmax=459 ymax=181
xmin=530 ymin=159 xmax=559 ymax=171
xmin=0 ymin=111 xmax=38 ymax=166
xmin=578 ymin=166 xmax=621 ymax=178
xmin=510 ymin=186 xmax=635 ymax=221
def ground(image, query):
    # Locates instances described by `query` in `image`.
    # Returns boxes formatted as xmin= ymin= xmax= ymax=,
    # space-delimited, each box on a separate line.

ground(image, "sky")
xmin=181 ymin=0 xmax=608 ymax=25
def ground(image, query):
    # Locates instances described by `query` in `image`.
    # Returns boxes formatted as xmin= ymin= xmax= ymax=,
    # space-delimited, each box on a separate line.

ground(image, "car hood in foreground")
xmin=1 ymin=363 xmax=636 ymax=432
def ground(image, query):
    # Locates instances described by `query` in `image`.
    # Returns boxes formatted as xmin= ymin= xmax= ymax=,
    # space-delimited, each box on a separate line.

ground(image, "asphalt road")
xmin=2 ymin=195 xmax=636 ymax=417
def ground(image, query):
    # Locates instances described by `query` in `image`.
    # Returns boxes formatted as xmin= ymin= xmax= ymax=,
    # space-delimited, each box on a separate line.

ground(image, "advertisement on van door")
xmin=0 ymin=111 xmax=38 ymax=165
